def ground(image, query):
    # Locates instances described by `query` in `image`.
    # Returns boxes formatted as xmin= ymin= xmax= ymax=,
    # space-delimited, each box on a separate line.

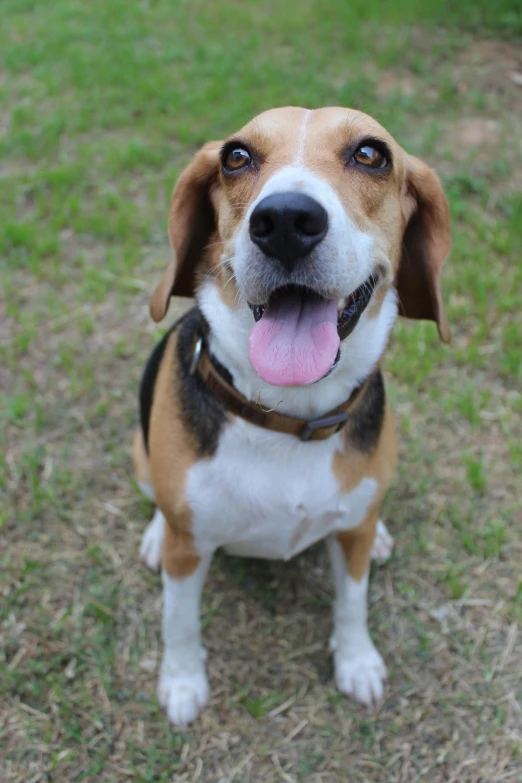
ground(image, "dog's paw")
xmin=334 ymin=644 xmax=387 ymax=709
xmin=139 ymin=509 xmax=164 ymax=571
xmin=157 ymin=669 xmax=209 ymax=727
xmin=371 ymin=519 xmax=394 ymax=564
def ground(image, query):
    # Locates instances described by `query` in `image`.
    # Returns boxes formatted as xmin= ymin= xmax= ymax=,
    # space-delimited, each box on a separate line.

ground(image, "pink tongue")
xmin=248 ymin=291 xmax=340 ymax=386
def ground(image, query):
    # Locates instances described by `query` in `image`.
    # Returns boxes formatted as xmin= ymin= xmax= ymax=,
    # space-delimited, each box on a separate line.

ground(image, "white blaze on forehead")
xmin=293 ymin=108 xmax=313 ymax=167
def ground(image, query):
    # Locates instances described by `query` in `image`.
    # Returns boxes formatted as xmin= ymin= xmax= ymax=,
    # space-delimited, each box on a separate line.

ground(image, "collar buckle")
xmin=300 ymin=411 xmax=349 ymax=442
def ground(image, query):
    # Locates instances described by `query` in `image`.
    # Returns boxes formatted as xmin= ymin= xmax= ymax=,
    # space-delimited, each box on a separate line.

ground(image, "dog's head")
xmin=151 ymin=107 xmax=450 ymax=387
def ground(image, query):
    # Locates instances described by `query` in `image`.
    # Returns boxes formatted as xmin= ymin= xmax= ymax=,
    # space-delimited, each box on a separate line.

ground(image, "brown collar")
xmin=190 ymin=329 xmax=372 ymax=442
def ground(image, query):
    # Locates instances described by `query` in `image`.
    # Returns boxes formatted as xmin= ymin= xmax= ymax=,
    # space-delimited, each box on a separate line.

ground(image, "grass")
xmin=1 ymin=1 xmax=521 ymax=781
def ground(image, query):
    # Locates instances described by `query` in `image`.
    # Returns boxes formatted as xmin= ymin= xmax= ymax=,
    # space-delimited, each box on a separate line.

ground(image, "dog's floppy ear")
xmin=150 ymin=141 xmax=222 ymax=322
xmin=396 ymin=154 xmax=451 ymax=343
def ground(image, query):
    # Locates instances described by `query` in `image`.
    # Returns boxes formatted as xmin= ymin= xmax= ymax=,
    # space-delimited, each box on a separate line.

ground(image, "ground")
xmin=1 ymin=2 xmax=521 ymax=781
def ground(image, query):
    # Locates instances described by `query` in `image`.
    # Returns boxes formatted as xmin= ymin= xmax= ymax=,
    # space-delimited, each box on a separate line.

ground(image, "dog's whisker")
xmin=204 ymin=256 xmax=236 ymax=278
xmin=206 ymin=260 xmax=229 ymax=276
xmin=223 ymin=270 xmax=237 ymax=290
xmin=204 ymin=240 xmax=227 ymax=250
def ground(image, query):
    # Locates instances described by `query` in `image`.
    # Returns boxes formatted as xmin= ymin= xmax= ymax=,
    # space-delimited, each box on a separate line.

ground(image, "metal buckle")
xmin=300 ymin=411 xmax=349 ymax=442
xmin=189 ymin=334 xmax=203 ymax=375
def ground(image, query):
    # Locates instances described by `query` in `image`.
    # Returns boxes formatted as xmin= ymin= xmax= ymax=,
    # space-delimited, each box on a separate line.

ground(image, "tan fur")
xmin=146 ymin=331 xmax=202 ymax=578
xmin=334 ymin=398 xmax=398 ymax=496
xmin=333 ymin=399 xmax=398 ymax=581
xmin=336 ymin=507 xmax=380 ymax=582
xmin=162 ymin=518 xmax=201 ymax=580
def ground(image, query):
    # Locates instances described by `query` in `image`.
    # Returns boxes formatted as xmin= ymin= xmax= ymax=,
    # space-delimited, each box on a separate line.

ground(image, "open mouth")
xmin=247 ymin=275 xmax=378 ymax=387
xmin=335 ymin=274 xmax=379 ymax=340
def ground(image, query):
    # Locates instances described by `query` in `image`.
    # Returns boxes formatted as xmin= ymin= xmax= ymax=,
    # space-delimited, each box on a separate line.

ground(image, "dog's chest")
xmin=185 ymin=419 xmax=377 ymax=560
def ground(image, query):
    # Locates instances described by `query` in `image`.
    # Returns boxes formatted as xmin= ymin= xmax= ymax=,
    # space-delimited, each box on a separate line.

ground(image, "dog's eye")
xmin=224 ymin=147 xmax=252 ymax=172
xmin=352 ymin=145 xmax=388 ymax=169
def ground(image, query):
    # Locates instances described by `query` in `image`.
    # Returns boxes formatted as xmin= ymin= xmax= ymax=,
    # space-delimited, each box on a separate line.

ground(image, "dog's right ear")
xmin=150 ymin=142 xmax=222 ymax=322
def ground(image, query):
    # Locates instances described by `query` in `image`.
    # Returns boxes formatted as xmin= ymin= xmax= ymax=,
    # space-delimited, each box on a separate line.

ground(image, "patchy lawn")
xmin=1 ymin=1 xmax=521 ymax=781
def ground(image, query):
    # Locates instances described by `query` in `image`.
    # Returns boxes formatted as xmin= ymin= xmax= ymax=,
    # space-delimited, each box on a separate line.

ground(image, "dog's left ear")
xmin=396 ymin=154 xmax=451 ymax=343
xmin=150 ymin=141 xmax=222 ymax=322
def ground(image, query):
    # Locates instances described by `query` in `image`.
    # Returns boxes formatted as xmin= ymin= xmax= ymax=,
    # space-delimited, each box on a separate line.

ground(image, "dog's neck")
xmin=197 ymin=280 xmax=398 ymax=420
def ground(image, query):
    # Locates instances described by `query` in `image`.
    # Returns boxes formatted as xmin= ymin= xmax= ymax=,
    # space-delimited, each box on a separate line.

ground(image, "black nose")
xmin=249 ymin=192 xmax=328 ymax=270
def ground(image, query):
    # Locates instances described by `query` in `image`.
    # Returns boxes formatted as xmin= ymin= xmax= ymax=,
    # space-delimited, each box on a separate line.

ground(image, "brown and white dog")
xmin=133 ymin=107 xmax=450 ymax=727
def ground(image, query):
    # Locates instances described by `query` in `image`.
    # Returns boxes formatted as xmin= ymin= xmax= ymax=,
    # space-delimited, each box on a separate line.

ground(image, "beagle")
xmin=133 ymin=106 xmax=450 ymax=728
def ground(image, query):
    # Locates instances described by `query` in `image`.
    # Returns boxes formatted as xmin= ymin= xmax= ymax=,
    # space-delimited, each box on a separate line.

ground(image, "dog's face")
xmin=151 ymin=107 xmax=450 ymax=387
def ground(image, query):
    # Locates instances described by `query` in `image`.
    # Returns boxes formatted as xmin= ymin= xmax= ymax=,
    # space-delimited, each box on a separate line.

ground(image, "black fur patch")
xmin=139 ymin=308 xmax=229 ymax=457
xmin=348 ymin=370 xmax=385 ymax=453
xmin=175 ymin=309 xmax=228 ymax=456
xmin=139 ymin=324 xmax=177 ymax=453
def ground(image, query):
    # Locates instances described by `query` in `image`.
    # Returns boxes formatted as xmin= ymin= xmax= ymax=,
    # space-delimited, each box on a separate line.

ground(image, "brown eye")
xmin=352 ymin=145 xmax=387 ymax=169
xmin=224 ymin=147 xmax=252 ymax=172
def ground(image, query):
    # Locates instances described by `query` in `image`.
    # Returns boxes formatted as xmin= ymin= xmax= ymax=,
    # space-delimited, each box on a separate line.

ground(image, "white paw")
xmin=334 ymin=643 xmax=387 ymax=709
xmin=371 ymin=519 xmax=394 ymax=564
xmin=139 ymin=508 xmax=164 ymax=572
xmin=158 ymin=669 xmax=209 ymax=727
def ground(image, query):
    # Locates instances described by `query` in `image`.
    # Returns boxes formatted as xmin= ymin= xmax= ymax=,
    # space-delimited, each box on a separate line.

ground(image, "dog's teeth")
xmin=337 ymin=297 xmax=346 ymax=311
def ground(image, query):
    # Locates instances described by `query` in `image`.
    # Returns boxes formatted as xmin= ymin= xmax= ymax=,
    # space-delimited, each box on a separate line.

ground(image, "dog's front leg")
xmin=328 ymin=508 xmax=386 ymax=709
xmin=158 ymin=523 xmax=213 ymax=727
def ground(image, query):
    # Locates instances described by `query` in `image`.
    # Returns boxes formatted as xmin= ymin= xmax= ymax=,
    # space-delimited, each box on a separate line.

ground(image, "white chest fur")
xmin=185 ymin=419 xmax=377 ymax=561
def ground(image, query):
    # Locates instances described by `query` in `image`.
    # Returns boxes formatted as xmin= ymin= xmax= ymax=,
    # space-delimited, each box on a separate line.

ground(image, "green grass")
xmin=1 ymin=1 xmax=522 ymax=781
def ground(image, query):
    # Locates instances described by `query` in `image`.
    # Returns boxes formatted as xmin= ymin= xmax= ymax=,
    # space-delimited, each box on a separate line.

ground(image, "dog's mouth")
xmin=247 ymin=275 xmax=378 ymax=387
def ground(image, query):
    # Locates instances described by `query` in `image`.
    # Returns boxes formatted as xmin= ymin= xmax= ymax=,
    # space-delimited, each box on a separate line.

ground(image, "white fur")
xmin=293 ymin=110 xmax=312 ymax=165
xmin=186 ymin=422 xmax=378 ymax=561
xmin=328 ymin=537 xmax=387 ymax=708
xmin=139 ymin=494 xmax=392 ymax=568
xmin=158 ymin=555 xmax=212 ymax=727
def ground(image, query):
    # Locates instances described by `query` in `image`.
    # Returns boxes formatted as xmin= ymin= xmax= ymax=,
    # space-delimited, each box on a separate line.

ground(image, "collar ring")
xmin=189 ymin=334 xmax=203 ymax=375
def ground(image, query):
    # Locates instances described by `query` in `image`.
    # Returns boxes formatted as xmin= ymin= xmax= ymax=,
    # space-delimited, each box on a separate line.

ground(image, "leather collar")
xmin=190 ymin=321 xmax=373 ymax=442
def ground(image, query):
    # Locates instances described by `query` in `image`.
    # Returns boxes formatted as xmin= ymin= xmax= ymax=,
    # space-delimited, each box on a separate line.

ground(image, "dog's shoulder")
xmin=139 ymin=322 xmax=176 ymax=453
xmin=334 ymin=372 xmax=397 ymax=497
xmin=140 ymin=307 xmax=227 ymax=459
xmin=174 ymin=309 xmax=229 ymax=456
